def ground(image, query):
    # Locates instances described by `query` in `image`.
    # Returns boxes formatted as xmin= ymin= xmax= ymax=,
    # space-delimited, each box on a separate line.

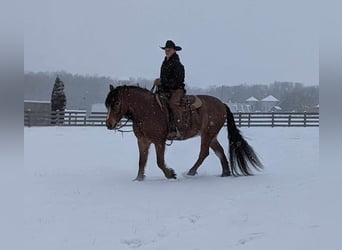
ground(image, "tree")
xmin=51 ymin=76 xmax=66 ymax=124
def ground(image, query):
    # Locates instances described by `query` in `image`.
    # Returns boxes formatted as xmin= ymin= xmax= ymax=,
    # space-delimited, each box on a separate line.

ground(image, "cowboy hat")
xmin=160 ymin=40 xmax=182 ymax=51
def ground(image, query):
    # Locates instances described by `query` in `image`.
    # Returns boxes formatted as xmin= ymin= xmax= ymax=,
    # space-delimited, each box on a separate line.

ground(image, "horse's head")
xmin=105 ymin=84 xmax=125 ymax=130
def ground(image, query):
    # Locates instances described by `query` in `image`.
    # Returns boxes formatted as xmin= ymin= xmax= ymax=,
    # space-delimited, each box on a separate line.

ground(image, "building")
xmin=245 ymin=96 xmax=259 ymax=111
xmin=226 ymin=102 xmax=252 ymax=112
xmin=260 ymin=95 xmax=279 ymax=112
xmin=24 ymin=100 xmax=51 ymax=126
xmin=270 ymin=106 xmax=282 ymax=112
xmin=308 ymin=104 xmax=319 ymax=113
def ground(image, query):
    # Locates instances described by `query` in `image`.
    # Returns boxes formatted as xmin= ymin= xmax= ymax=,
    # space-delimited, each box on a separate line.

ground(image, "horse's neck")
xmin=125 ymin=89 xmax=155 ymax=120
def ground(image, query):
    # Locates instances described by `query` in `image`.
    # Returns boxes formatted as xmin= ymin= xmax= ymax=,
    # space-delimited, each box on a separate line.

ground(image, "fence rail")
xmin=24 ymin=110 xmax=319 ymax=128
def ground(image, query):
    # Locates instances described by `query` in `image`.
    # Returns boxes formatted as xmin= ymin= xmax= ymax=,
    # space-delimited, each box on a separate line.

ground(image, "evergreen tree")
xmin=51 ymin=76 xmax=66 ymax=124
xmin=51 ymin=76 xmax=66 ymax=111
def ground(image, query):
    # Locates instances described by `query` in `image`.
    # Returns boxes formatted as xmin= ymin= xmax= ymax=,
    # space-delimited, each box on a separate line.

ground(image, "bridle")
xmin=108 ymin=87 xmax=133 ymax=133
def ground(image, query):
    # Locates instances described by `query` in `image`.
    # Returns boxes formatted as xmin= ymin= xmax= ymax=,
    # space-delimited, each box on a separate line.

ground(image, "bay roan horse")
xmin=105 ymin=84 xmax=263 ymax=181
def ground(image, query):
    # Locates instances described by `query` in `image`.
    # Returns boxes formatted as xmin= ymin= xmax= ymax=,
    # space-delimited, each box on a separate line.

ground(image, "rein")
xmin=109 ymin=85 xmax=174 ymax=146
xmin=112 ymin=86 xmax=133 ymax=133
xmin=114 ymin=118 xmax=133 ymax=133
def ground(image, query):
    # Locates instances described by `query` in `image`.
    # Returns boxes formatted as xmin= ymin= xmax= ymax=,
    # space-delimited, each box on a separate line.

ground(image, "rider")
xmin=154 ymin=40 xmax=186 ymax=138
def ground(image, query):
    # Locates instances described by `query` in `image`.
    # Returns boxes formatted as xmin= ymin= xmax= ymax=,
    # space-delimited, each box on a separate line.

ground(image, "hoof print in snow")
xmin=238 ymin=232 xmax=265 ymax=245
xmin=120 ymin=238 xmax=143 ymax=248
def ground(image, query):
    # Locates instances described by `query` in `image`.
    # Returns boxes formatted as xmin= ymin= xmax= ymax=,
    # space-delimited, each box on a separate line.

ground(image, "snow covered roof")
xmin=272 ymin=106 xmax=282 ymax=110
xmin=24 ymin=100 xmax=50 ymax=104
xmin=261 ymin=95 xmax=279 ymax=102
xmin=246 ymin=96 xmax=259 ymax=102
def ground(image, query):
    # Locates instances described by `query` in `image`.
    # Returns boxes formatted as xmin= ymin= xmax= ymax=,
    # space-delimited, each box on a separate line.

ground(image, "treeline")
xmin=190 ymin=82 xmax=319 ymax=111
xmin=25 ymin=71 xmax=318 ymax=111
xmin=25 ymin=71 xmax=115 ymax=111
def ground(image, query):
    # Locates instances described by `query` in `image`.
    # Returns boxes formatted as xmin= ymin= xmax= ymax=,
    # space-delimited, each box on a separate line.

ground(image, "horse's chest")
xmin=133 ymin=121 xmax=144 ymax=136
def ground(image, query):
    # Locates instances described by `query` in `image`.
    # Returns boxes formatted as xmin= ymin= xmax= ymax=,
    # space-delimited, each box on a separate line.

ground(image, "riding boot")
xmin=169 ymin=89 xmax=185 ymax=138
xmin=167 ymin=110 xmax=178 ymax=138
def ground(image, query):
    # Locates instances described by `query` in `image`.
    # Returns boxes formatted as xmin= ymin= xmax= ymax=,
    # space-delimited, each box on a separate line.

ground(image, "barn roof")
xmin=261 ymin=95 xmax=279 ymax=102
xmin=246 ymin=96 xmax=259 ymax=102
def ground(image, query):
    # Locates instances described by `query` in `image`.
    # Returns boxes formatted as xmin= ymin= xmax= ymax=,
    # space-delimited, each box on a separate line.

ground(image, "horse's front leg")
xmin=154 ymin=142 xmax=177 ymax=179
xmin=135 ymin=138 xmax=151 ymax=181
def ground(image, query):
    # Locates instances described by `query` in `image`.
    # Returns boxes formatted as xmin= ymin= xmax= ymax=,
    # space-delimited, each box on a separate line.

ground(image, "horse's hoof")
xmin=187 ymin=170 xmax=197 ymax=176
xmin=221 ymin=172 xmax=231 ymax=177
xmin=133 ymin=175 xmax=145 ymax=181
xmin=167 ymin=168 xmax=177 ymax=179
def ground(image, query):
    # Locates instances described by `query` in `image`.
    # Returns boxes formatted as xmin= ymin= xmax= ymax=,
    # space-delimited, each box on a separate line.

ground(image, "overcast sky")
xmin=24 ymin=0 xmax=318 ymax=87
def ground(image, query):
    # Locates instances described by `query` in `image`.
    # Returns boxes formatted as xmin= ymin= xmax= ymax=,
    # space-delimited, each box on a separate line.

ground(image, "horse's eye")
xmin=114 ymin=102 xmax=120 ymax=106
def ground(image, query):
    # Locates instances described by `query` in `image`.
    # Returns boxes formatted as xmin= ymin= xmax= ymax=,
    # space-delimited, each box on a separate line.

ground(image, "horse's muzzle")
xmin=106 ymin=120 xmax=116 ymax=130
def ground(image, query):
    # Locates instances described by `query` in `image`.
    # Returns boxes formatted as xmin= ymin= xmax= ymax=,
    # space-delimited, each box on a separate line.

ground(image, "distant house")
xmin=260 ymin=95 xmax=279 ymax=112
xmin=24 ymin=100 xmax=51 ymax=126
xmin=24 ymin=100 xmax=51 ymax=112
xmin=245 ymin=96 xmax=259 ymax=111
xmin=226 ymin=102 xmax=252 ymax=112
xmin=270 ymin=106 xmax=282 ymax=112
xmin=308 ymin=104 xmax=319 ymax=113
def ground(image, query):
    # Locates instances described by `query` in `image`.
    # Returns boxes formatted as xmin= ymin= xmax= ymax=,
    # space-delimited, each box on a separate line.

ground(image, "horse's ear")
xmin=109 ymin=84 xmax=114 ymax=91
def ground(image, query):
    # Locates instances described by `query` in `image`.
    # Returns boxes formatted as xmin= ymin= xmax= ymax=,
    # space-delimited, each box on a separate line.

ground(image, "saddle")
xmin=155 ymin=94 xmax=202 ymax=112
xmin=180 ymin=95 xmax=202 ymax=111
xmin=155 ymin=93 xmax=202 ymax=139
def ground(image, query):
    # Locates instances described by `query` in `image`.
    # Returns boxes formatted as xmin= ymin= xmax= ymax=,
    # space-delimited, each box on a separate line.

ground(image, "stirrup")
xmin=167 ymin=129 xmax=181 ymax=139
xmin=167 ymin=131 xmax=177 ymax=138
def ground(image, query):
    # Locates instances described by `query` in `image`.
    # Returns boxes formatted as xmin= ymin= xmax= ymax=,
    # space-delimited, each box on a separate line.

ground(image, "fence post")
xmin=248 ymin=113 xmax=251 ymax=127
xmin=304 ymin=111 xmax=307 ymax=127
xmin=27 ymin=109 xmax=31 ymax=127
xmin=288 ymin=114 xmax=291 ymax=127
xmin=57 ymin=110 xmax=60 ymax=126
xmin=239 ymin=112 xmax=242 ymax=127
xmin=271 ymin=112 xmax=274 ymax=127
xmin=74 ymin=112 xmax=77 ymax=125
xmin=51 ymin=110 xmax=56 ymax=125
xmin=56 ymin=110 xmax=64 ymax=126
xmin=68 ymin=111 xmax=71 ymax=125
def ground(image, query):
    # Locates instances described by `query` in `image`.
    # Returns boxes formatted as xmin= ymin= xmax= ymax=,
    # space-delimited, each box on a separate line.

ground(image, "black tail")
xmin=225 ymin=104 xmax=263 ymax=176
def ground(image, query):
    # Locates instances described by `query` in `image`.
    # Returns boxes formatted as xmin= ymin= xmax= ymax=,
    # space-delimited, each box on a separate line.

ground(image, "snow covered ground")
xmin=23 ymin=126 xmax=335 ymax=250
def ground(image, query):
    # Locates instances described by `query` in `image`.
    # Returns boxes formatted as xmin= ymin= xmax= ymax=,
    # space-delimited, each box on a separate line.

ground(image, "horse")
xmin=105 ymin=84 xmax=262 ymax=181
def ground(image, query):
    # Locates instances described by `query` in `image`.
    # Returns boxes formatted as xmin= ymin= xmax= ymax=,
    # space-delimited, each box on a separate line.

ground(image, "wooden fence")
xmin=24 ymin=110 xmax=319 ymax=128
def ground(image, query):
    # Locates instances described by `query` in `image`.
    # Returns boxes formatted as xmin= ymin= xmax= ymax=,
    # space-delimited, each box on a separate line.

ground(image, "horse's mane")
xmin=105 ymin=85 xmax=152 ymax=107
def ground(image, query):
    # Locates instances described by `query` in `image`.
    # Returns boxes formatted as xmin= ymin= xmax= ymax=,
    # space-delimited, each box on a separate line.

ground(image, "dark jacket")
xmin=160 ymin=53 xmax=185 ymax=92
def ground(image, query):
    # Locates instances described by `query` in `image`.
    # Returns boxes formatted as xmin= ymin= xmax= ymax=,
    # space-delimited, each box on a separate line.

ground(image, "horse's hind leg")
xmin=154 ymin=142 xmax=177 ymax=179
xmin=187 ymin=135 xmax=211 ymax=176
xmin=135 ymin=138 xmax=151 ymax=181
xmin=210 ymin=137 xmax=231 ymax=177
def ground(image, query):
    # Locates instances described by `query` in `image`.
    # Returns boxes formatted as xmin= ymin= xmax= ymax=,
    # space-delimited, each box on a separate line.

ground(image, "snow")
xmin=65 ymin=109 xmax=87 ymax=113
xmin=24 ymin=100 xmax=51 ymax=103
xmin=246 ymin=96 xmax=259 ymax=102
xmin=271 ymin=105 xmax=282 ymax=111
xmin=261 ymin=95 xmax=279 ymax=102
xmin=24 ymin=127 xmax=336 ymax=250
